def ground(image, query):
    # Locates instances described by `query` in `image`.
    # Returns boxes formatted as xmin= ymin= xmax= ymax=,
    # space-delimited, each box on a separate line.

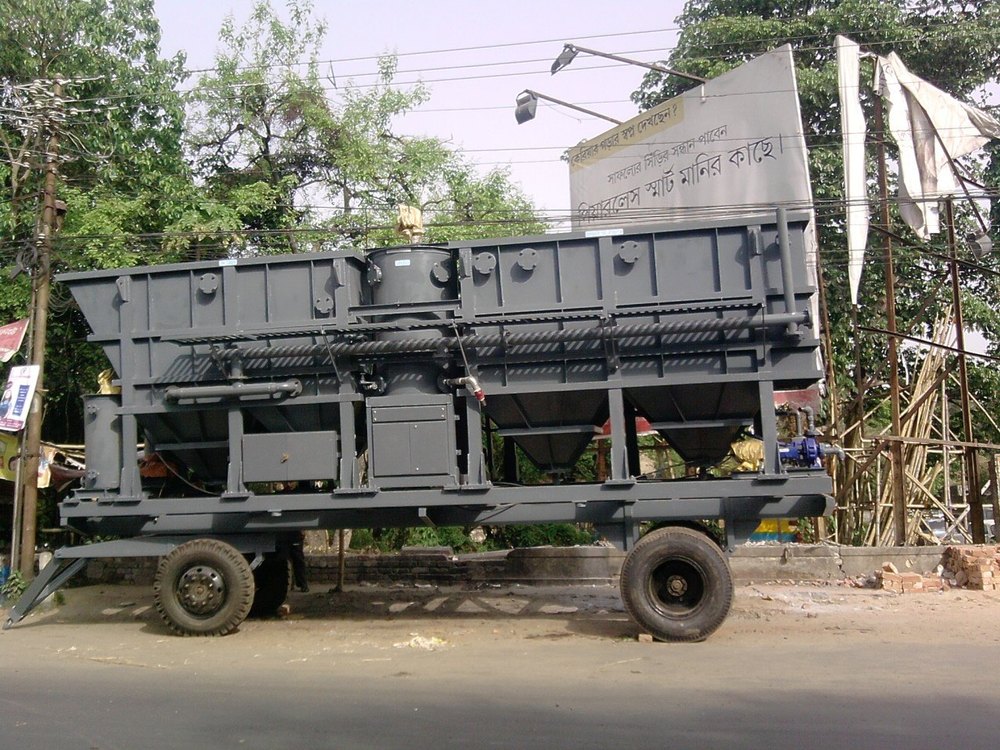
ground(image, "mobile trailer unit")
xmin=6 ymin=208 xmax=833 ymax=641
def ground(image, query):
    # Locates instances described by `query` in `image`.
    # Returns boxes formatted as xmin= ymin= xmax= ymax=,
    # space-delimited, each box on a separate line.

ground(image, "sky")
xmin=153 ymin=0 xmax=689 ymax=227
xmin=145 ymin=2 xmax=994 ymax=358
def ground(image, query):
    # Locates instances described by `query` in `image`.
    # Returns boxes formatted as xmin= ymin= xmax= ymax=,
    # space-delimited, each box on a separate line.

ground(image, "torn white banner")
xmin=876 ymin=52 xmax=1000 ymax=239
xmin=837 ymin=36 xmax=868 ymax=305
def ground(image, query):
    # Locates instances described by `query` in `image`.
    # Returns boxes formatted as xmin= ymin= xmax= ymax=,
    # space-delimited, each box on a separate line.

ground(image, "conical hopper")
xmin=486 ymin=391 xmax=607 ymax=472
xmin=627 ymin=382 xmax=759 ymax=466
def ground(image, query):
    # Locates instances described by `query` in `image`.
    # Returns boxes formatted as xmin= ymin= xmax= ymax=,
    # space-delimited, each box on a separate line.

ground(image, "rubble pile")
xmin=942 ymin=546 xmax=1000 ymax=591
xmin=876 ymin=562 xmax=944 ymax=594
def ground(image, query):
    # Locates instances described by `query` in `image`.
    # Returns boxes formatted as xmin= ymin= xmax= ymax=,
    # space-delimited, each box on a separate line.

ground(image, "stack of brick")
xmin=942 ymin=546 xmax=1000 ymax=591
xmin=876 ymin=562 xmax=944 ymax=594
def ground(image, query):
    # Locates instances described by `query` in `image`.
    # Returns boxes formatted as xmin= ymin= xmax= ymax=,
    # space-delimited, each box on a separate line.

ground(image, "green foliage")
xmin=349 ymin=526 xmax=480 ymax=553
xmin=189 ymin=0 xmax=543 ymax=252
xmin=0 ymin=0 xmax=190 ymax=251
xmin=0 ymin=569 xmax=27 ymax=601
xmin=421 ymin=166 xmax=546 ymax=243
xmin=347 ymin=523 xmax=595 ymax=552
xmin=632 ymin=0 xmax=1000 ymax=443
xmin=485 ymin=524 xmax=595 ymax=549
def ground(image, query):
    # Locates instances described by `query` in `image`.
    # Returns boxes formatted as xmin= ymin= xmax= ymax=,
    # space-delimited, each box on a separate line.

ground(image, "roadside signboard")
xmin=568 ymin=45 xmax=813 ymax=229
xmin=0 ymin=364 xmax=40 ymax=433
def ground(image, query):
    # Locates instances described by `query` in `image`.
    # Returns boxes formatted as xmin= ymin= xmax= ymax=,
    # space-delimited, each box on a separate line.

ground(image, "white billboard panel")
xmin=568 ymin=45 xmax=813 ymax=228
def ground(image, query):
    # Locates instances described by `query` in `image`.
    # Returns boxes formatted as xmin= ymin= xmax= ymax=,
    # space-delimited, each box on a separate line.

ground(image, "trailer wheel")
xmin=249 ymin=553 xmax=289 ymax=618
xmin=153 ymin=539 xmax=254 ymax=636
xmin=620 ymin=526 xmax=733 ymax=642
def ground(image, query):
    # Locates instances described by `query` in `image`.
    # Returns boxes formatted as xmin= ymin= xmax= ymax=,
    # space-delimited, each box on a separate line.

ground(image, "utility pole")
xmin=18 ymin=80 xmax=62 ymax=578
xmin=946 ymin=199 xmax=984 ymax=543
xmin=874 ymin=98 xmax=907 ymax=546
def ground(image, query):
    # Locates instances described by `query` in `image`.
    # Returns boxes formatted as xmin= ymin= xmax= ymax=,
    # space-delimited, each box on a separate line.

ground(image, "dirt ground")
xmin=4 ymin=578 xmax=1000 ymax=652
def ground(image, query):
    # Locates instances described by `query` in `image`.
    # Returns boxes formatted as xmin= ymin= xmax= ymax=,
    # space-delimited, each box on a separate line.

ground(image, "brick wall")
xmin=79 ymin=546 xmax=623 ymax=588
xmin=82 ymin=550 xmax=511 ymax=587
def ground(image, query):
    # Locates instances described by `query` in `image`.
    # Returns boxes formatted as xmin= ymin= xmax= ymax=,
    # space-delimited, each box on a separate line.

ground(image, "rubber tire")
xmin=249 ymin=553 xmax=289 ymax=618
xmin=620 ymin=526 xmax=733 ymax=642
xmin=153 ymin=539 xmax=254 ymax=636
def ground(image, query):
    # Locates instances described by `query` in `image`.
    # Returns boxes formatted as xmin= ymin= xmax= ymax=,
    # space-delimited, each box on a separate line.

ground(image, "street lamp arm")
xmin=553 ymin=43 xmax=707 ymax=85
xmin=514 ymin=89 xmax=622 ymax=125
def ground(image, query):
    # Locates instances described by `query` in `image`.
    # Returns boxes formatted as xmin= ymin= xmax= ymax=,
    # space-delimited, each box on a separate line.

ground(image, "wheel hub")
xmin=650 ymin=558 xmax=706 ymax=615
xmin=177 ymin=565 xmax=226 ymax=616
xmin=666 ymin=574 xmax=688 ymax=597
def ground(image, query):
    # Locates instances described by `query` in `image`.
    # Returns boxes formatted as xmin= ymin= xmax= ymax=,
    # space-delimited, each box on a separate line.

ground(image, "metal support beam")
xmin=757 ymin=380 xmax=782 ymax=477
xmin=606 ymin=388 xmax=632 ymax=484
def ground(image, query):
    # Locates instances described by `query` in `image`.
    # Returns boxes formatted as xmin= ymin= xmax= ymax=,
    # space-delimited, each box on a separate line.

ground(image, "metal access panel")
xmin=83 ymin=395 xmax=122 ymax=491
xmin=241 ymin=431 xmax=339 ymax=484
xmin=367 ymin=396 xmax=458 ymax=489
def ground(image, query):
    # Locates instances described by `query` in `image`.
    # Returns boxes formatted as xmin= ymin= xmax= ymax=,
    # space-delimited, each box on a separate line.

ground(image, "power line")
xmin=0 ymin=192 xmax=984 ymax=250
xmin=49 ymin=26 xmax=1000 ymax=108
xmin=182 ymin=27 xmax=686 ymax=75
xmin=175 ymin=19 xmax=997 ymax=77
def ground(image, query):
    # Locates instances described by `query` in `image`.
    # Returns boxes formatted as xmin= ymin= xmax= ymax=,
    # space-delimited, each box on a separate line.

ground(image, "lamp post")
xmin=516 ymin=44 xmax=705 ymax=125
xmin=551 ymin=43 xmax=706 ymax=85
xmin=514 ymin=89 xmax=622 ymax=125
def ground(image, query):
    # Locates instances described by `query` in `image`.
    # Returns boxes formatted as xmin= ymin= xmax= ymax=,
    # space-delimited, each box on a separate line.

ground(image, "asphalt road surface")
xmin=2 ymin=582 xmax=998 ymax=749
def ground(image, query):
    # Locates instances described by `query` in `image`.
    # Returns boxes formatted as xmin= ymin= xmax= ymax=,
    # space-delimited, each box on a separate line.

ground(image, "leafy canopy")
xmin=631 ymin=0 xmax=1000 ymax=443
xmin=188 ymin=0 xmax=543 ymax=254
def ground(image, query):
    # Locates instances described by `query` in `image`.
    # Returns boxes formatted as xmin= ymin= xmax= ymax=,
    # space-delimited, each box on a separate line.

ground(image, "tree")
xmin=631 ymin=0 xmax=1000 ymax=540
xmin=189 ymin=0 xmax=542 ymax=252
xmin=0 ymin=0 xmax=194 ymax=268
xmin=0 ymin=0 xmax=197 ymax=443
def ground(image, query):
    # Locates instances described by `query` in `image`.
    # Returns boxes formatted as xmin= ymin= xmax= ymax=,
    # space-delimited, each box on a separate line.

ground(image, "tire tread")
xmin=620 ymin=526 xmax=733 ymax=642
xmin=153 ymin=538 xmax=254 ymax=637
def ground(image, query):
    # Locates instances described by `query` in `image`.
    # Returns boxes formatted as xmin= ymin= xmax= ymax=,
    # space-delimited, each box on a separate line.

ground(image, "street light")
xmin=551 ymin=43 xmax=707 ymax=86
xmin=514 ymin=89 xmax=622 ymax=126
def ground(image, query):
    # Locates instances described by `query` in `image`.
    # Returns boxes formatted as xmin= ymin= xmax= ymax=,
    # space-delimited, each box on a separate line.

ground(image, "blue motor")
xmin=778 ymin=407 xmax=841 ymax=469
xmin=780 ymin=435 xmax=824 ymax=468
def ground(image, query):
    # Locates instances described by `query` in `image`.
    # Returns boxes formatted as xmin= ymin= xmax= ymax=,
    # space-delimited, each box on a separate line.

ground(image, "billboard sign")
xmin=568 ymin=45 xmax=813 ymax=228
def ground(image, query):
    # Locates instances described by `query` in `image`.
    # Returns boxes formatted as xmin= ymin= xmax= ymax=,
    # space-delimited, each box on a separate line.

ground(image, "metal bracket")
xmin=600 ymin=316 xmax=620 ymax=373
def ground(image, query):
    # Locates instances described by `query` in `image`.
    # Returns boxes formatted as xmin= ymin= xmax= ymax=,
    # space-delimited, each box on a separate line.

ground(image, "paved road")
xmin=2 ymin=583 xmax=998 ymax=749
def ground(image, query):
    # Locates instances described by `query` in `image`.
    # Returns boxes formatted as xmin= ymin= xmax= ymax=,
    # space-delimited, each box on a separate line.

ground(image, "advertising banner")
xmin=0 ymin=318 xmax=29 ymax=363
xmin=0 ymin=364 xmax=40 ymax=433
xmin=568 ymin=45 xmax=813 ymax=229
xmin=0 ymin=431 xmax=52 ymax=487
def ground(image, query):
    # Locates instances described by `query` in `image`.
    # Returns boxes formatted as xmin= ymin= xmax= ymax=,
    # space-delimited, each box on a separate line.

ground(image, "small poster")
xmin=0 ymin=318 xmax=29 ymax=363
xmin=0 ymin=431 xmax=52 ymax=487
xmin=0 ymin=364 xmax=40 ymax=432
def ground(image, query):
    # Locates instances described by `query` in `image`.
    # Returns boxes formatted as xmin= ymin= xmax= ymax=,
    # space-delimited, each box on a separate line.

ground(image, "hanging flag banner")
xmin=0 ymin=318 xmax=29 ymax=363
xmin=836 ymin=36 xmax=869 ymax=306
xmin=875 ymin=51 xmax=1000 ymax=239
xmin=0 ymin=364 xmax=40 ymax=432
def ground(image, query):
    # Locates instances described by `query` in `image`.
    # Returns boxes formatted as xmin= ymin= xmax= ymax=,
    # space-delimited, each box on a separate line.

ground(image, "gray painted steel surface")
xmin=53 ymin=208 xmax=830 ymax=539
xmin=7 ymin=209 xmax=836 ymax=635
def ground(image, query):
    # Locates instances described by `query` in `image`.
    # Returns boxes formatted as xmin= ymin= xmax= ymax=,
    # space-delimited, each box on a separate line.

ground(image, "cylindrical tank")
xmin=367 ymin=246 xmax=457 ymax=394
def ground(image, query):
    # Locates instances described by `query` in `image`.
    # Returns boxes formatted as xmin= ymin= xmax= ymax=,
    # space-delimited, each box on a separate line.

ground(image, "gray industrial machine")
xmin=6 ymin=208 xmax=833 ymax=641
